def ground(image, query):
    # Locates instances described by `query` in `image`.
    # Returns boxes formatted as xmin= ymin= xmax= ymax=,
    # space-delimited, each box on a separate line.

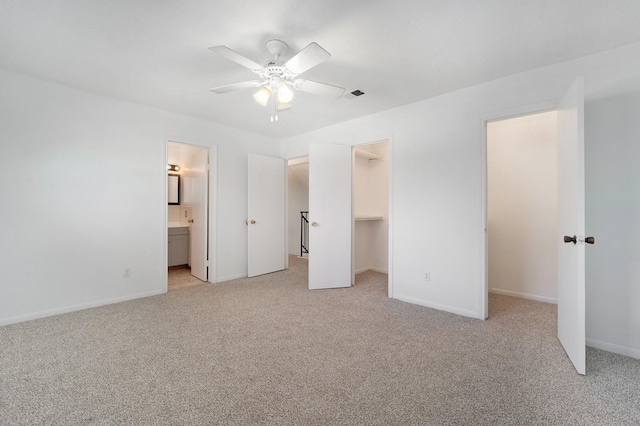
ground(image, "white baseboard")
xmin=216 ymin=273 xmax=247 ymax=283
xmin=393 ymin=294 xmax=479 ymax=319
xmin=355 ymin=266 xmax=388 ymax=275
xmin=587 ymin=338 xmax=640 ymax=360
xmin=489 ymin=288 xmax=557 ymax=304
xmin=0 ymin=289 xmax=165 ymax=327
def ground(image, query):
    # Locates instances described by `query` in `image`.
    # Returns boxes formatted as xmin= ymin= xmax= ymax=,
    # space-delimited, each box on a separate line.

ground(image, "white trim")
xmin=216 ymin=273 xmax=247 ymax=283
xmin=0 ymin=290 xmax=164 ymax=327
xmin=163 ymin=139 xmax=170 ymax=291
xmin=388 ymin=134 xmax=394 ymax=299
xmin=489 ymin=288 xmax=557 ymax=304
xmin=354 ymin=266 xmax=388 ymax=275
xmin=394 ymin=294 xmax=478 ymax=319
xmin=209 ymin=145 xmax=218 ymax=283
xmin=284 ymin=159 xmax=289 ymax=271
xmin=351 ymin=145 xmax=361 ymax=285
xmin=479 ymin=99 xmax=560 ymax=320
xmin=354 ymin=148 xmax=382 ymax=160
xmin=587 ymin=338 xmax=640 ymax=360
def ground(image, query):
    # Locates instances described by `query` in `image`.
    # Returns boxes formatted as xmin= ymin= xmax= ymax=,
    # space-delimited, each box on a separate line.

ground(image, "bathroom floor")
xmin=168 ymin=267 xmax=204 ymax=291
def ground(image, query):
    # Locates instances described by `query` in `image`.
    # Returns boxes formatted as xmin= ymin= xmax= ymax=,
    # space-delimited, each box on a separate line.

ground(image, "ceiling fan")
xmin=208 ymin=39 xmax=345 ymax=122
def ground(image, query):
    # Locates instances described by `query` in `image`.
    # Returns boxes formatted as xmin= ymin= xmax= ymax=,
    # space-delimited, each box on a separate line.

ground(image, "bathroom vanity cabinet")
xmin=168 ymin=225 xmax=189 ymax=267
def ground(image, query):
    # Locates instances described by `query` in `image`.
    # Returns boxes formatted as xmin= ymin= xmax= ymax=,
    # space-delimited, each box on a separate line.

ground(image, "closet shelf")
xmin=354 ymin=149 xmax=382 ymax=160
xmin=355 ymin=215 xmax=384 ymax=221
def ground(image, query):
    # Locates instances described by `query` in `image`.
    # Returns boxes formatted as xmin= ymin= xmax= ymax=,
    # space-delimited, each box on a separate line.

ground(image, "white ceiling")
xmin=2 ymin=0 xmax=640 ymax=139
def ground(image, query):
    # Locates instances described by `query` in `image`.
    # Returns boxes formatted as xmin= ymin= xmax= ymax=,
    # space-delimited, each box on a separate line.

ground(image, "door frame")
xmin=479 ymin=100 xmax=558 ymax=319
xmin=164 ymin=136 xmax=218 ymax=290
xmin=284 ymin=133 xmax=395 ymax=298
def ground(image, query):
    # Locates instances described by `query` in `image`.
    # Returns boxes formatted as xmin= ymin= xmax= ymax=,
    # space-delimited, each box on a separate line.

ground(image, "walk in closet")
xmin=353 ymin=141 xmax=389 ymax=275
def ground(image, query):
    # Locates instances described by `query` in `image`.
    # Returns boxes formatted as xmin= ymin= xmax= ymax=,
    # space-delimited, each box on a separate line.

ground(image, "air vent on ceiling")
xmin=350 ymin=89 xmax=365 ymax=96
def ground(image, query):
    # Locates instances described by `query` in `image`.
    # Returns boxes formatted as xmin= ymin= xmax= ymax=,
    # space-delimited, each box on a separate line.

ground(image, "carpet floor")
xmin=1 ymin=256 xmax=639 ymax=425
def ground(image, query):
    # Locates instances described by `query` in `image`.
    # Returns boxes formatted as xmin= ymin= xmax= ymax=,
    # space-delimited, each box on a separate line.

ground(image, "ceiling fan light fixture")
xmin=253 ymin=87 xmax=271 ymax=106
xmin=277 ymin=83 xmax=294 ymax=103
xmin=209 ymin=40 xmax=345 ymax=121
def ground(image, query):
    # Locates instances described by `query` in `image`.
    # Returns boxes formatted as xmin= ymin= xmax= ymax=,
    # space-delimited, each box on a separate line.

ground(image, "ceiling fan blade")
xmin=293 ymin=79 xmax=345 ymax=98
xmin=210 ymin=81 xmax=263 ymax=94
xmin=208 ymin=46 xmax=263 ymax=70
xmin=283 ymin=42 xmax=330 ymax=75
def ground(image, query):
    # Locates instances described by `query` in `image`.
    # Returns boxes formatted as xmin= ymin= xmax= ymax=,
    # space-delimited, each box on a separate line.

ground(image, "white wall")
xmin=2 ymin=43 xmax=639 ymax=360
xmin=167 ymin=141 xmax=197 ymax=225
xmin=167 ymin=142 xmax=182 ymax=222
xmin=585 ymin=93 xmax=640 ymax=359
xmin=0 ymin=69 xmax=280 ymax=325
xmin=287 ymin=161 xmax=309 ymax=256
xmin=367 ymin=143 xmax=389 ymax=272
xmin=354 ymin=154 xmax=373 ymax=273
xmin=487 ymin=112 xmax=558 ymax=303
xmin=281 ymin=42 xmax=640 ymax=358
xmin=168 ymin=142 xmax=208 ymax=226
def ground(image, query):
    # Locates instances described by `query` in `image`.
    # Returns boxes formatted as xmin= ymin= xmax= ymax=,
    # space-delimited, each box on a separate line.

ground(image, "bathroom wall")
xmin=167 ymin=142 xmax=182 ymax=222
xmin=167 ymin=142 xmax=204 ymax=225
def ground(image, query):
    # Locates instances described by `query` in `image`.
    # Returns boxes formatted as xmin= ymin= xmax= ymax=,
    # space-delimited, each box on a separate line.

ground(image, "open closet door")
xmin=247 ymin=153 xmax=286 ymax=277
xmin=183 ymin=148 xmax=209 ymax=281
xmin=557 ymin=77 xmax=587 ymax=375
xmin=308 ymin=143 xmax=352 ymax=289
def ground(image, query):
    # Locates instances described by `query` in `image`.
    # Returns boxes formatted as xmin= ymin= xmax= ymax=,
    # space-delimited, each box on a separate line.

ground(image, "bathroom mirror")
xmin=168 ymin=174 xmax=180 ymax=205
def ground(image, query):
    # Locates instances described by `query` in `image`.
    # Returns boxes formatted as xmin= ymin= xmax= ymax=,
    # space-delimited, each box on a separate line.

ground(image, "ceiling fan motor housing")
xmin=265 ymin=39 xmax=288 ymax=60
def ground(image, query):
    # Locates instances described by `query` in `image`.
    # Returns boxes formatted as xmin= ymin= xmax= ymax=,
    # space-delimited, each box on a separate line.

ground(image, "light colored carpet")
xmin=1 ymin=256 xmax=639 ymax=425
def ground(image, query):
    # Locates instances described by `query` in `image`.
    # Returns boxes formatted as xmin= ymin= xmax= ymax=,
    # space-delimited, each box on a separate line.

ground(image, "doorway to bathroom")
xmin=167 ymin=140 xmax=214 ymax=291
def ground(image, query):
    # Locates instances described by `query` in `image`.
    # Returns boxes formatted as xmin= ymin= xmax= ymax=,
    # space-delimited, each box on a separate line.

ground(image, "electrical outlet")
xmin=123 ymin=268 xmax=132 ymax=278
xmin=424 ymin=271 xmax=430 ymax=281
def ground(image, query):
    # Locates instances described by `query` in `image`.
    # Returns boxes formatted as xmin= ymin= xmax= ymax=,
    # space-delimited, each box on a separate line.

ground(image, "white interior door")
xmin=183 ymin=147 xmax=209 ymax=281
xmin=308 ymin=143 xmax=352 ymax=289
xmin=557 ymin=77 xmax=586 ymax=375
xmin=247 ymin=153 xmax=286 ymax=277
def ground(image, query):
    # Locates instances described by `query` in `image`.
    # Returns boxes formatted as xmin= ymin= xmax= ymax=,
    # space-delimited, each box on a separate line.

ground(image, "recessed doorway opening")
xmin=352 ymin=141 xmax=389 ymax=287
xmin=166 ymin=140 xmax=213 ymax=291
xmin=286 ymin=139 xmax=390 ymax=294
xmin=486 ymin=110 xmax=558 ymax=312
